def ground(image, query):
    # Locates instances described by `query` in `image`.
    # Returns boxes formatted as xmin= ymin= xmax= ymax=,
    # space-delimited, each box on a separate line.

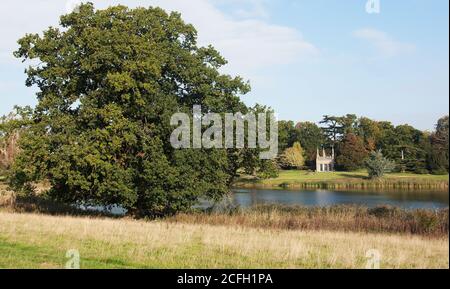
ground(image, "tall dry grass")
xmin=236 ymin=179 xmax=449 ymax=190
xmin=168 ymin=205 xmax=449 ymax=238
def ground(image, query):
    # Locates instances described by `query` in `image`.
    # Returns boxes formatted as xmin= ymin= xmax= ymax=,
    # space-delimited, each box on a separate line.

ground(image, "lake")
xmin=80 ymin=188 xmax=449 ymax=215
xmin=231 ymin=188 xmax=449 ymax=209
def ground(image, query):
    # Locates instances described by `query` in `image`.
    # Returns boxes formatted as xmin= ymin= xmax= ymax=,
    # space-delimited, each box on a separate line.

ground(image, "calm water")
xmin=231 ymin=188 xmax=449 ymax=209
xmin=79 ymin=188 xmax=449 ymax=215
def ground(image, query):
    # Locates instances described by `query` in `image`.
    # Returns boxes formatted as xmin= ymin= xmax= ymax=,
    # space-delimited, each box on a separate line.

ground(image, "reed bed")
xmin=235 ymin=179 xmax=449 ymax=190
xmin=168 ymin=205 xmax=449 ymax=238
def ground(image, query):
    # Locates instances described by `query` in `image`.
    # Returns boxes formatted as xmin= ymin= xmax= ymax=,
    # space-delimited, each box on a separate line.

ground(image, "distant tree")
xmin=340 ymin=114 xmax=358 ymax=135
xmin=237 ymin=106 xmax=280 ymax=179
xmin=378 ymin=124 xmax=428 ymax=173
xmin=336 ymin=133 xmax=368 ymax=171
xmin=365 ymin=150 xmax=395 ymax=179
xmin=356 ymin=117 xmax=382 ymax=151
xmin=243 ymin=104 xmax=281 ymax=178
xmin=257 ymin=160 xmax=279 ymax=179
xmin=295 ymin=122 xmax=325 ymax=169
xmin=279 ymin=142 xmax=305 ymax=169
xmin=436 ymin=116 xmax=449 ymax=145
xmin=320 ymin=115 xmax=343 ymax=146
xmin=427 ymin=116 xmax=449 ymax=174
xmin=426 ymin=147 xmax=448 ymax=175
xmin=320 ymin=114 xmax=357 ymax=147
xmin=278 ymin=120 xmax=297 ymax=153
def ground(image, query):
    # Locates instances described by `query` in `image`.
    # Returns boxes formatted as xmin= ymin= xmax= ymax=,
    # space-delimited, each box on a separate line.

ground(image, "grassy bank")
xmin=235 ymin=170 xmax=449 ymax=190
xmin=0 ymin=211 xmax=448 ymax=269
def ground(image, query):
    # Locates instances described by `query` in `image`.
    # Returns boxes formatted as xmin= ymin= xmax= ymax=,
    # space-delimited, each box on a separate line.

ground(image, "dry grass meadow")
xmin=0 ymin=211 xmax=448 ymax=269
xmin=1 ymin=180 xmax=448 ymax=269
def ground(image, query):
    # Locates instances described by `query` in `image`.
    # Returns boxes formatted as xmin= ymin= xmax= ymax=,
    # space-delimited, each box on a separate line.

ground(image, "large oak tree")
xmin=11 ymin=3 xmax=257 ymax=217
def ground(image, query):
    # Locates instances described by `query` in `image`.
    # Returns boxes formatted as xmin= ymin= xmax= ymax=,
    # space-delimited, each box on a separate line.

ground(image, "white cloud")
xmin=353 ymin=28 xmax=415 ymax=57
xmin=118 ymin=0 xmax=318 ymax=75
xmin=217 ymin=0 xmax=270 ymax=19
xmin=0 ymin=0 xmax=318 ymax=76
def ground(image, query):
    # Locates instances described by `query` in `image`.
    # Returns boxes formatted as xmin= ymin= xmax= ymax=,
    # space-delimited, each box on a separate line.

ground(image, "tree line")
xmin=278 ymin=114 xmax=449 ymax=175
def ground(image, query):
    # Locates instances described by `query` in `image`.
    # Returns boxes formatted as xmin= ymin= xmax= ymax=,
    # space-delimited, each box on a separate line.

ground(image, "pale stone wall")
xmin=316 ymin=148 xmax=335 ymax=172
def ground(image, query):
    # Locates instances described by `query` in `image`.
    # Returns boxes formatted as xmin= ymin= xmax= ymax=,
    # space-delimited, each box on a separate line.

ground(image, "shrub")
xmin=414 ymin=168 xmax=430 ymax=175
xmin=279 ymin=142 xmax=305 ymax=169
xmin=365 ymin=150 xmax=396 ymax=179
xmin=432 ymin=169 xmax=448 ymax=176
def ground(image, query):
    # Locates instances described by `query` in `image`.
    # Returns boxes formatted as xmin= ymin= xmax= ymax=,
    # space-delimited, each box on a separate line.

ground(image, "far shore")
xmin=234 ymin=170 xmax=449 ymax=190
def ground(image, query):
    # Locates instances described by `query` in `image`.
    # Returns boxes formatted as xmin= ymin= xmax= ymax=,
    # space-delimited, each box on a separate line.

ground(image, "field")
xmin=235 ymin=170 xmax=449 ymax=190
xmin=0 ymin=178 xmax=448 ymax=269
xmin=0 ymin=211 xmax=448 ymax=269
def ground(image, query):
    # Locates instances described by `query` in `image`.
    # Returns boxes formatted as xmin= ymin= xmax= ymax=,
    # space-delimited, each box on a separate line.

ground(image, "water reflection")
xmin=76 ymin=189 xmax=449 ymax=215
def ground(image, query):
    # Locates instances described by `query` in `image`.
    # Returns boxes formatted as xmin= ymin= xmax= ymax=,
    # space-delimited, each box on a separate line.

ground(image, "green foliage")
xmin=378 ymin=124 xmax=428 ymax=173
xmin=295 ymin=122 xmax=325 ymax=169
xmin=430 ymin=169 xmax=449 ymax=176
xmin=317 ymin=115 xmax=447 ymax=174
xmin=427 ymin=116 xmax=449 ymax=174
xmin=356 ymin=117 xmax=383 ymax=151
xmin=365 ymin=150 xmax=395 ymax=179
xmin=336 ymin=133 xmax=368 ymax=171
xmin=277 ymin=120 xmax=297 ymax=153
xmin=236 ymin=104 xmax=280 ymax=178
xmin=320 ymin=114 xmax=357 ymax=145
xmin=257 ymin=160 xmax=279 ymax=179
xmin=279 ymin=142 xmax=305 ymax=169
xmin=11 ymin=3 xmax=256 ymax=217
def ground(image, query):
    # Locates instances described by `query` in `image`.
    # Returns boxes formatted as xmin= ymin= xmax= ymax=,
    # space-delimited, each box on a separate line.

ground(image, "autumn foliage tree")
xmin=336 ymin=133 xmax=368 ymax=171
xmin=280 ymin=142 xmax=305 ymax=169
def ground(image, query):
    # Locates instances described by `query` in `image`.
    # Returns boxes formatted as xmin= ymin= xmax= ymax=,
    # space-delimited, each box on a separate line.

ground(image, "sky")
xmin=0 ymin=0 xmax=448 ymax=130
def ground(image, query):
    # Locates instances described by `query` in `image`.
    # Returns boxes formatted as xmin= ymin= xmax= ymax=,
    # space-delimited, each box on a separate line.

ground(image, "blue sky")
xmin=0 ymin=0 xmax=448 ymax=130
